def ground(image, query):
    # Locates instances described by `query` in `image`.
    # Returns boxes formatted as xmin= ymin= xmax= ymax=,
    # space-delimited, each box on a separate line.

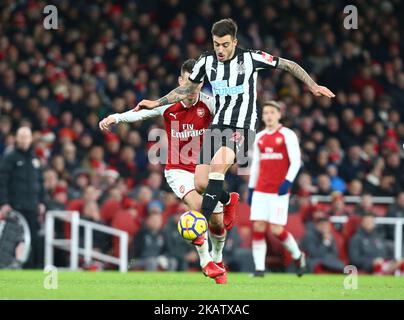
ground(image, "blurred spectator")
xmin=354 ymin=194 xmax=376 ymax=216
xmin=300 ymin=210 xmax=345 ymax=273
xmin=327 ymin=192 xmax=351 ymax=232
xmin=316 ymin=174 xmax=332 ymax=195
xmin=131 ymin=211 xmax=175 ymax=271
xmin=349 ymin=213 xmax=404 ymax=275
xmin=68 ymin=169 xmax=91 ymax=199
xmin=326 ymin=164 xmax=346 ymax=193
xmin=339 ymin=145 xmax=366 ymax=183
xmin=79 ymin=200 xmax=111 ymax=254
xmin=345 ymin=179 xmax=363 ymax=196
xmin=295 ymin=172 xmax=318 ymax=195
xmin=384 ymin=192 xmax=404 ymax=242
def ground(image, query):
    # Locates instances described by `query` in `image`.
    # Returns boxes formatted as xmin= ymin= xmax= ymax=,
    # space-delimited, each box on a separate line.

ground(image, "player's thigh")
xmin=183 ymin=190 xmax=202 ymax=212
xmin=269 ymin=223 xmax=285 ymax=236
xmin=209 ymin=146 xmax=235 ymax=173
xmin=164 ymin=169 xmax=195 ymax=200
xmin=194 ymin=164 xmax=210 ymax=194
xmin=250 ymin=191 xmax=271 ymax=223
xmin=200 ymin=125 xmax=236 ymax=173
xmin=252 ymin=220 xmax=267 ymax=233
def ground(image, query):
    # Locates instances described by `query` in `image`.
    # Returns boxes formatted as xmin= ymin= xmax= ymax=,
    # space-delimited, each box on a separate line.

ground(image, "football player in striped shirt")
xmin=134 ymin=18 xmax=334 ymax=266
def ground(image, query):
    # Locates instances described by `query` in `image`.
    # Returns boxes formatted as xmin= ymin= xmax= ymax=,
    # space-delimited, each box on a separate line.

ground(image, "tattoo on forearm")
xmin=277 ymin=58 xmax=317 ymax=89
xmin=157 ymin=83 xmax=198 ymax=106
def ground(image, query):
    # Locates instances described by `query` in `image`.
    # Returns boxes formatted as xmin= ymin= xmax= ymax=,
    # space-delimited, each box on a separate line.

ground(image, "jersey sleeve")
xmin=248 ymin=134 xmax=262 ymax=189
xmin=112 ymin=105 xmax=171 ymax=123
xmin=188 ymin=54 xmax=207 ymax=83
xmin=283 ymin=129 xmax=302 ymax=182
xmin=250 ymin=50 xmax=279 ymax=71
xmin=199 ymin=92 xmax=216 ymax=116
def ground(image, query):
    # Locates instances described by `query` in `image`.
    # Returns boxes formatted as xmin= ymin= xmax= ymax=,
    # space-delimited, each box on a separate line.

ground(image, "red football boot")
xmin=223 ymin=192 xmax=240 ymax=231
xmin=202 ymin=261 xmax=226 ymax=278
xmin=214 ymin=262 xmax=227 ymax=284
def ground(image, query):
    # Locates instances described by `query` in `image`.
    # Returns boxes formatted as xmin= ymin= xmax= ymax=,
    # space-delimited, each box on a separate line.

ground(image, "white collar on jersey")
xmin=264 ymin=124 xmax=283 ymax=135
xmin=180 ymin=93 xmax=200 ymax=109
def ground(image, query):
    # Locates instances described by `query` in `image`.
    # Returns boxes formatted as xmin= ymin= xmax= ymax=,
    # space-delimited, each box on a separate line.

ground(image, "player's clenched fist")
xmin=98 ymin=115 xmax=116 ymax=132
xmin=133 ymin=99 xmax=159 ymax=111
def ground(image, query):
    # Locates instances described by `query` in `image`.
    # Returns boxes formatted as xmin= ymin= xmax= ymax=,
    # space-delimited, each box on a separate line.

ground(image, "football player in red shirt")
xmin=248 ymin=101 xmax=305 ymax=277
xmin=99 ymin=60 xmax=228 ymax=283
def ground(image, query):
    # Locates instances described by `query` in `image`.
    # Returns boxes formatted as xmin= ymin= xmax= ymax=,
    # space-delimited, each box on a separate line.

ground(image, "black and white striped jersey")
xmin=189 ymin=47 xmax=279 ymax=131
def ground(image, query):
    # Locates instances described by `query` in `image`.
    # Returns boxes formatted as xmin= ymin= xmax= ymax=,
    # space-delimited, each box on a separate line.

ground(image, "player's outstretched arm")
xmin=99 ymin=107 xmax=164 ymax=132
xmin=133 ymin=82 xmax=199 ymax=111
xmin=277 ymin=57 xmax=335 ymax=98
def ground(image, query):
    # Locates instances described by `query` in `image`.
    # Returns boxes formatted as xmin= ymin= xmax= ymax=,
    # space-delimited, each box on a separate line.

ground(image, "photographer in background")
xmin=0 ymin=127 xmax=45 ymax=269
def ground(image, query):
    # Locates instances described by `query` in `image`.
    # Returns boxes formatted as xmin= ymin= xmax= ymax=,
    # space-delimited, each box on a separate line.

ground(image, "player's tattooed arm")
xmin=157 ymin=82 xmax=198 ymax=106
xmin=277 ymin=58 xmax=335 ymax=98
xmin=133 ymin=82 xmax=199 ymax=111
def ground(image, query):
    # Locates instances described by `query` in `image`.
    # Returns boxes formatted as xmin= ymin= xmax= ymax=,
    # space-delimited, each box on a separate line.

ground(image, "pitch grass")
xmin=0 ymin=270 xmax=403 ymax=300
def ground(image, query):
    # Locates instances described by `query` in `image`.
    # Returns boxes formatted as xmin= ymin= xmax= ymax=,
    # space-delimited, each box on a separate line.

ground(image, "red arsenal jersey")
xmin=249 ymin=126 xmax=301 ymax=193
xmin=112 ymin=92 xmax=215 ymax=173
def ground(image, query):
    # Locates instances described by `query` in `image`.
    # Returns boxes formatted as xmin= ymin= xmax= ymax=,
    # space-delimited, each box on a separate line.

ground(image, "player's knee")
xmin=194 ymin=175 xmax=207 ymax=194
xmin=209 ymin=214 xmax=224 ymax=232
xmin=209 ymin=164 xmax=227 ymax=174
xmin=253 ymin=221 xmax=266 ymax=233
xmin=270 ymin=224 xmax=284 ymax=236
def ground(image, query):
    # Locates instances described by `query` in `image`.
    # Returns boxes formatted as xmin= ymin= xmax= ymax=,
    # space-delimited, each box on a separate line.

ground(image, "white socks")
xmin=282 ymin=232 xmax=301 ymax=260
xmin=209 ymin=230 xmax=226 ymax=263
xmin=252 ymin=239 xmax=267 ymax=271
xmin=195 ymin=233 xmax=212 ymax=268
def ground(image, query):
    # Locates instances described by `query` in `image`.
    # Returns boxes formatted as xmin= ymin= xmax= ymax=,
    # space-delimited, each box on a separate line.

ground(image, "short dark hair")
xmin=262 ymin=100 xmax=281 ymax=111
xmin=181 ymin=59 xmax=196 ymax=75
xmin=211 ymin=18 xmax=238 ymax=38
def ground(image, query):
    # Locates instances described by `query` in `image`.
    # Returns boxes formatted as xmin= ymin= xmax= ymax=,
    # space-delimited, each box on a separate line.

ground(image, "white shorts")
xmin=250 ymin=191 xmax=290 ymax=225
xmin=164 ymin=169 xmax=223 ymax=213
xmin=164 ymin=169 xmax=195 ymax=199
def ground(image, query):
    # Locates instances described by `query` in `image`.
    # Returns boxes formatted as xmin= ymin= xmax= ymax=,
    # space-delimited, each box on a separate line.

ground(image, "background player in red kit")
xmin=99 ymin=60 xmax=227 ymax=282
xmin=248 ymin=101 xmax=305 ymax=277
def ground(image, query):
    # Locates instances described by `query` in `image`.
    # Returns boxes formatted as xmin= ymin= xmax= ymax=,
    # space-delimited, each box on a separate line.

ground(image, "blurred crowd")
xmin=0 ymin=0 xmax=403 ymax=272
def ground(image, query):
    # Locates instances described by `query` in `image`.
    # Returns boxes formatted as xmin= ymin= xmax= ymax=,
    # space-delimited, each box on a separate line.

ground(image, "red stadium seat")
xmin=373 ymin=204 xmax=388 ymax=216
xmin=235 ymin=203 xmax=253 ymax=249
xmin=111 ymin=209 xmax=141 ymax=257
xmin=237 ymin=225 xmax=252 ymax=249
xmin=66 ymin=199 xmax=84 ymax=212
xmin=342 ymin=214 xmax=362 ymax=242
xmin=64 ymin=199 xmax=85 ymax=238
xmin=331 ymin=224 xmax=349 ymax=264
xmin=286 ymin=214 xmax=305 ymax=241
xmin=235 ymin=202 xmax=252 ymax=227
xmin=162 ymin=203 xmax=181 ymax=225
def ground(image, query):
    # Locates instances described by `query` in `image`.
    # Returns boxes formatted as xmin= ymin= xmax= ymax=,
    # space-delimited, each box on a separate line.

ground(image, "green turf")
xmin=0 ymin=270 xmax=403 ymax=300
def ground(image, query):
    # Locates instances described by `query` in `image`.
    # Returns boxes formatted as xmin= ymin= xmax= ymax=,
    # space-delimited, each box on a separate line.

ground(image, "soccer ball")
xmin=177 ymin=210 xmax=208 ymax=241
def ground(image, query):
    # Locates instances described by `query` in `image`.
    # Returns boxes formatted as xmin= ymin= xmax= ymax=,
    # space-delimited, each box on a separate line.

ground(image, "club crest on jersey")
xmin=236 ymin=61 xmax=246 ymax=75
xmin=197 ymin=107 xmax=205 ymax=118
xmin=275 ymin=137 xmax=283 ymax=145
